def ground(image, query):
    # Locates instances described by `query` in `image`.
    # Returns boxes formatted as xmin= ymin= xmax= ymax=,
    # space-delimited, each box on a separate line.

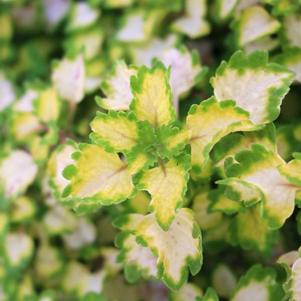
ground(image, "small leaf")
xmin=90 ymin=111 xmax=139 ymax=153
xmin=0 ymin=150 xmax=37 ymax=199
xmin=138 ymin=156 xmax=190 ymax=230
xmin=160 ymin=47 xmax=205 ymax=106
xmin=115 ymin=208 xmax=202 ymax=290
xmin=212 ymin=265 xmax=236 ymax=299
xmin=4 ymin=232 xmax=34 ymax=270
xmin=172 ymin=0 xmax=210 ymax=38
xmin=186 ymin=97 xmax=257 ymax=178
xmin=62 ymin=143 xmax=134 ymax=208
xmin=130 ymin=62 xmax=175 ymax=127
xmin=214 ymin=0 xmax=239 ymax=21
xmin=97 ymin=61 xmax=136 ymax=111
xmin=66 ymin=2 xmax=99 ymax=32
xmin=211 ymin=50 xmax=294 ymax=124
xmin=232 ymin=6 xmax=280 ymax=46
xmin=51 ymin=54 xmax=85 ymax=103
xmin=231 ymin=265 xmax=283 ymax=301
xmin=116 ymin=10 xmax=163 ymax=43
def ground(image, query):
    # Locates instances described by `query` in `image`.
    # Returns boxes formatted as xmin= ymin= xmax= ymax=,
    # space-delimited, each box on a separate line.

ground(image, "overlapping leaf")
xmin=186 ymin=96 xmax=257 ymax=178
xmin=130 ymin=61 xmax=175 ymax=127
xmin=115 ymin=208 xmax=202 ymax=290
xmin=231 ymin=265 xmax=283 ymax=301
xmin=137 ymin=156 xmax=190 ymax=230
xmin=211 ymin=51 xmax=294 ymax=124
xmin=62 ymin=143 xmax=134 ymax=212
xmin=224 ymin=144 xmax=300 ymax=228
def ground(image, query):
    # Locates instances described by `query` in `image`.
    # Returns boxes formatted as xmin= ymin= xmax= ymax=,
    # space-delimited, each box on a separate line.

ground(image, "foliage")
xmin=1 ymin=0 xmax=301 ymax=300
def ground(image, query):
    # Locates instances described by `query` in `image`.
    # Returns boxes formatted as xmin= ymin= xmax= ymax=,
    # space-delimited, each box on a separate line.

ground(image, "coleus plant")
xmin=2 ymin=0 xmax=301 ymax=300
xmin=55 ymin=59 xmax=203 ymax=290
